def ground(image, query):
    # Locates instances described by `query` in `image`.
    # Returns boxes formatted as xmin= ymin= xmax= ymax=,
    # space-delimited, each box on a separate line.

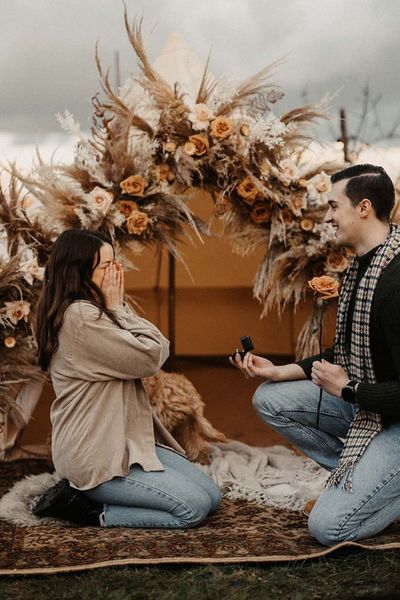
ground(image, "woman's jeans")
xmin=84 ymin=445 xmax=221 ymax=529
xmin=253 ymin=379 xmax=400 ymax=546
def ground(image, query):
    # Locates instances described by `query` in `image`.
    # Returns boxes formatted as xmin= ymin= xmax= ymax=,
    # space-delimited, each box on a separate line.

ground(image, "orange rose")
xmin=251 ymin=202 xmax=272 ymax=224
xmin=325 ymin=251 xmax=349 ymax=273
xmin=236 ymin=176 xmax=261 ymax=205
xmin=4 ymin=336 xmax=16 ymax=348
xmin=308 ymin=276 xmax=339 ymax=300
xmin=210 ymin=116 xmax=233 ymax=139
xmin=126 ymin=210 xmax=150 ymax=235
xmin=300 ymin=218 xmax=315 ymax=232
xmin=184 ymin=134 xmax=209 ymax=157
xmin=118 ymin=200 xmax=138 ymax=217
xmin=120 ymin=175 xmax=148 ymax=197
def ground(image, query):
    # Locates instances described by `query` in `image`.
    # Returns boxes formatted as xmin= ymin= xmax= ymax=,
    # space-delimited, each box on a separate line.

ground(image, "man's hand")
xmin=229 ymin=352 xmax=278 ymax=380
xmin=311 ymin=359 xmax=349 ymax=397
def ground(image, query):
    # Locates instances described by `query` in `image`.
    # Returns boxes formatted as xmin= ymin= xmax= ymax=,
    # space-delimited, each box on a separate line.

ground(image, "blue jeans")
xmin=253 ymin=379 xmax=400 ymax=545
xmin=84 ymin=445 xmax=221 ymax=529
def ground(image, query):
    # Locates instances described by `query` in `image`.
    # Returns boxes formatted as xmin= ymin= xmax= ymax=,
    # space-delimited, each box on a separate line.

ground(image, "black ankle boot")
xmin=32 ymin=479 xmax=102 ymax=526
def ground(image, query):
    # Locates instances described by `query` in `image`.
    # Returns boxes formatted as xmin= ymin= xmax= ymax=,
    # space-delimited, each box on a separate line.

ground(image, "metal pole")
xmin=340 ymin=107 xmax=350 ymax=162
xmin=166 ymin=252 xmax=176 ymax=372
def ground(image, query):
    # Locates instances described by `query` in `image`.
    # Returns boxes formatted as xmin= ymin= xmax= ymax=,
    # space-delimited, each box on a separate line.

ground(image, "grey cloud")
xmin=0 ymin=0 xmax=399 ymax=144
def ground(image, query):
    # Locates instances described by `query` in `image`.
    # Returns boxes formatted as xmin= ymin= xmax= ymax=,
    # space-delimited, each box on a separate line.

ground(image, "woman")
xmin=33 ymin=229 xmax=221 ymax=528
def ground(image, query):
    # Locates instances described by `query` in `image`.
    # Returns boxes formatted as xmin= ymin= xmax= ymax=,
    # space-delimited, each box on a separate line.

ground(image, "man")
xmin=232 ymin=164 xmax=400 ymax=546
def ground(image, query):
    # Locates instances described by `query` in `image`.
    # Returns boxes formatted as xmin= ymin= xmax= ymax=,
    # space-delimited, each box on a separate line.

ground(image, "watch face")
xmin=342 ymin=384 xmax=356 ymax=402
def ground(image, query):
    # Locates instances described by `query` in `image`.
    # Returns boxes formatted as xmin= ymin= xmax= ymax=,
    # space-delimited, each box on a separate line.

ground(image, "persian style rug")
xmin=1 ymin=459 xmax=400 ymax=576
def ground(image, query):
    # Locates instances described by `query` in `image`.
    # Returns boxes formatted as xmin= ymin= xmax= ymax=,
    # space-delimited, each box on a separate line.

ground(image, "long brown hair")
xmin=35 ymin=229 xmax=121 ymax=371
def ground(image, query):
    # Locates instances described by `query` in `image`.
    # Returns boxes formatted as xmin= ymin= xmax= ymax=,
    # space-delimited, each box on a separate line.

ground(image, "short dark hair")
xmin=331 ymin=164 xmax=395 ymax=222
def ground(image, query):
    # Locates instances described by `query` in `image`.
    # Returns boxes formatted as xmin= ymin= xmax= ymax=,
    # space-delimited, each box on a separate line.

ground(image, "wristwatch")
xmin=341 ymin=380 xmax=358 ymax=402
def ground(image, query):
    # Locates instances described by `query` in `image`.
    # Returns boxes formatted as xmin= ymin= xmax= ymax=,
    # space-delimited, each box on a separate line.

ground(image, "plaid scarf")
xmin=327 ymin=224 xmax=400 ymax=492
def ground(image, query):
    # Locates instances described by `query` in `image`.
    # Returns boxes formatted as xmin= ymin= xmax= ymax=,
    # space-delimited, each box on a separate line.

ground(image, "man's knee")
xmin=308 ymin=502 xmax=357 ymax=546
xmin=252 ymin=380 xmax=298 ymax=419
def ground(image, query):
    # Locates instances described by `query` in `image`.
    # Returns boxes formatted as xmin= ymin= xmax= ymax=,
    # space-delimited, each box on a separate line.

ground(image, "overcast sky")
xmin=1 ymin=0 xmax=399 ymax=161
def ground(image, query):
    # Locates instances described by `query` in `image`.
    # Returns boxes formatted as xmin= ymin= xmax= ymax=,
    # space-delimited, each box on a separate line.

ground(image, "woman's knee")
xmin=207 ymin=482 xmax=222 ymax=514
xmin=177 ymin=487 xmax=213 ymax=528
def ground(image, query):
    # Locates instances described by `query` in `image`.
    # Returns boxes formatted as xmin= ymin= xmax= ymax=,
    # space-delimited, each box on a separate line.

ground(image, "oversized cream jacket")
xmin=49 ymin=300 xmax=184 ymax=490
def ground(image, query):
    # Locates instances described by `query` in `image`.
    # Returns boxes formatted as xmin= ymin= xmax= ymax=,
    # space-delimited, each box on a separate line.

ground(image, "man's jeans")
xmin=84 ymin=445 xmax=221 ymax=528
xmin=253 ymin=379 xmax=400 ymax=546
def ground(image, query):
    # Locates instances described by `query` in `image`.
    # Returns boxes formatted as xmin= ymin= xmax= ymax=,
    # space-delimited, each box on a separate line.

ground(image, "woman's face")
xmin=91 ymin=243 xmax=115 ymax=288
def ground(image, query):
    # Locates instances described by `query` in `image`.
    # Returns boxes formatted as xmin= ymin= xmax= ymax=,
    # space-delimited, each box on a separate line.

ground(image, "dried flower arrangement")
xmin=5 ymin=11 xmax=399 ymax=446
xmin=0 ymin=176 xmax=52 ymax=434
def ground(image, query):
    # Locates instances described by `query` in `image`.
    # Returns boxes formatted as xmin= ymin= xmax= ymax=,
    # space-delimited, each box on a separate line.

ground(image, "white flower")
xmin=306 ymin=172 xmax=331 ymax=206
xmin=4 ymin=300 xmax=31 ymax=325
xmin=20 ymin=256 xmax=44 ymax=285
xmin=274 ymin=158 xmax=300 ymax=186
xmin=86 ymin=186 xmax=113 ymax=216
xmin=56 ymin=110 xmax=82 ymax=137
xmin=316 ymin=222 xmax=335 ymax=246
xmin=188 ymin=103 xmax=215 ymax=131
xmin=249 ymin=113 xmax=288 ymax=150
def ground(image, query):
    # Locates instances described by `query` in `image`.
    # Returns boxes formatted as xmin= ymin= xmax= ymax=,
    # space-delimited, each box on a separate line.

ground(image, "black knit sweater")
xmin=296 ymin=248 xmax=400 ymax=422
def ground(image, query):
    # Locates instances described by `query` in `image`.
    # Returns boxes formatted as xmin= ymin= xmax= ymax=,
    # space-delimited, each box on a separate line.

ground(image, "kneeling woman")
xmin=34 ymin=229 xmax=221 ymax=528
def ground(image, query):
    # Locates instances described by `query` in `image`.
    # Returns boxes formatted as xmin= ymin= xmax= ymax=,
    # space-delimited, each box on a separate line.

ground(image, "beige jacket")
xmin=49 ymin=300 xmax=184 ymax=490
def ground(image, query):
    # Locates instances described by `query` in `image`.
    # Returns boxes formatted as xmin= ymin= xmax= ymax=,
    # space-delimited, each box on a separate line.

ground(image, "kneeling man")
xmin=232 ymin=164 xmax=400 ymax=546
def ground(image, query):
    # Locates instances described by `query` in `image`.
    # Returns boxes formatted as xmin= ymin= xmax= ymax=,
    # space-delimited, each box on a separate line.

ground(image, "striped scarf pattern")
xmin=327 ymin=224 xmax=400 ymax=491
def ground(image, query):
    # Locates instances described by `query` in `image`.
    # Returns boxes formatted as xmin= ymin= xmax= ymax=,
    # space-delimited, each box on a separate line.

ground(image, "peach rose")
xmin=300 ymin=218 xmax=315 ymax=232
xmin=126 ymin=210 xmax=150 ymax=235
xmin=236 ymin=176 xmax=261 ymax=204
xmin=118 ymin=200 xmax=138 ymax=217
xmin=120 ymin=175 xmax=148 ymax=197
xmin=4 ymin=336 xmax=16 ymax=348
xmin=325 ymin=251 xmax=349 ymax=273
xmin=251 ymin=202 xmax=272 ymax=224
xmin=87 ymin=186 xmax=114 ymax=215
xmin=308 ymin=275 xmax=339 ymax=300
xmin=210 ymin=116 xmax=233 ymax=139
xmin=184 ymin=134 xmax=209 ymax=157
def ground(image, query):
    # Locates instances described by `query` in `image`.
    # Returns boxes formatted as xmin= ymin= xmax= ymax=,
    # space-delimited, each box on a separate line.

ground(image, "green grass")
xmin=2 ymin=550 xmax=400 ymax=600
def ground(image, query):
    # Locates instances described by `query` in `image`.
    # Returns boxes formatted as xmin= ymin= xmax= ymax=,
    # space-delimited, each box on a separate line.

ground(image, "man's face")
xmin=324 ymin=179 xmax=359 ymax=247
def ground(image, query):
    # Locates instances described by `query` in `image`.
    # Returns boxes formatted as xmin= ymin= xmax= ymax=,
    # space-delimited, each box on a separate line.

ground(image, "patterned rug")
xmin=2 ymin=460 xmax=400 ymax=575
